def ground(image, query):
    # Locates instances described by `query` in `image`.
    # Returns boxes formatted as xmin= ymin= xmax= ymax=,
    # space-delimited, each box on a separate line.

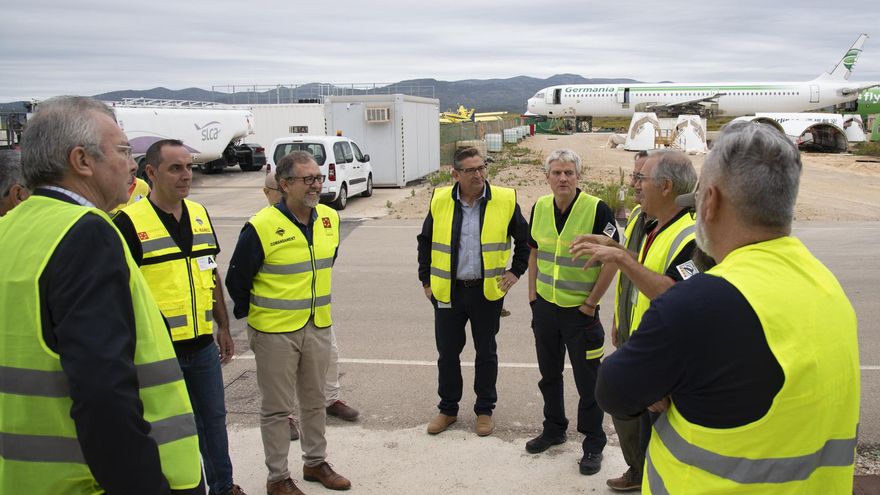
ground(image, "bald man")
xmin=262 ymin=172 xmax=359 ymax=443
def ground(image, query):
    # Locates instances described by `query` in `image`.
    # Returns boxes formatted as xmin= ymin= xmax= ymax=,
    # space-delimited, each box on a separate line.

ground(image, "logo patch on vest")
xmin=275 ymin=227 xmax=285 ymax=236
xmin=195 ymin=217 xmax=204 ymax=226
xmin=137 ymin=231 xmax=149 ymax=240
xmin=602 ymin=222 xmax=617 ymax=238
xmin=676 ymin=260 xmax=699 ymax=280
xmin=322 ymin=217 xmax=332 ymax=229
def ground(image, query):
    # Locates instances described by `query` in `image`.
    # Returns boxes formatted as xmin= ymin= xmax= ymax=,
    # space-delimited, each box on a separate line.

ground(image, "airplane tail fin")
xmin=815 ymin=34 xmax=868 ymax=81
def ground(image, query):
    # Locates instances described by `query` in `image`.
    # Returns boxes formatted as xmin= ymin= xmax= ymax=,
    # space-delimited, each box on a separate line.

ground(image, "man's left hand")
xmin=648 ymin=397 xmax=671 ymax=413
xmin=498 ymin=271 xmax=519 ymax=293
xmin=217 ymin=329 xmax=235 ymax=364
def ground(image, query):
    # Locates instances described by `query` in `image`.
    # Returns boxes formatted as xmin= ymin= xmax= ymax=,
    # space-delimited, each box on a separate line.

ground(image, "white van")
xmin=268 ymin=135 xmax=374 ymax=210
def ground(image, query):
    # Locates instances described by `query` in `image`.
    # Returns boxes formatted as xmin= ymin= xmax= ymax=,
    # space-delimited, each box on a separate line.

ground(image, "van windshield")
xmin=273 ymin=143 xmax=326 ymax=166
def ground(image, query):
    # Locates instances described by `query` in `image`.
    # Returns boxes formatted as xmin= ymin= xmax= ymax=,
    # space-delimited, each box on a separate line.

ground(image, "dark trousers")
xmin=611 ymin=407 xmax=656 ymax=479
xmin=178 ymin=341 xmax=234 ymax=495
xmin=531 ymin=296 xmax=607 ymax=455
xmin=434 ymin=285 xmax=504 ymax=416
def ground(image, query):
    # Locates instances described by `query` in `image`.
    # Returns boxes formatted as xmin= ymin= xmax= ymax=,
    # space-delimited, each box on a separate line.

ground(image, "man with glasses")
xmin=261 ymin=173 xmax=360 ymax=444
xmin=0 ymin=96 xmax=203 ymax=494
xmin=417 ymin=146 xmax=530 ymax=437
xmin=113 ymin=139 xmax=244 ymax=495
xmin=525 ymin=149 xmax=619 ymax=476
xmin=227 ymin=151 xmax=351 ymax=494
xmin=570 ymin=150 xmax=697 ymax=484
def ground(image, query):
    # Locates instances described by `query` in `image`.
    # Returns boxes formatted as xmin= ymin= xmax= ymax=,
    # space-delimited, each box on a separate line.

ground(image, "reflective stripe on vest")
xmin=614 ymin=206 xmax=647 ymax=339
xmin=0 ymin=196 xmax=201 ymax=494
xmin=645 ymin=237 xmax=860 ymax=494
xmin=531 ymin=192 xmax=601 ymax=307
xmin=122 ymin=198 xmax=217 ymax=342
xmin=429 ymin=185 xmax=516 ymax=303
xmin=630 ymin=213 xmax=695 ymax=333
xmin=248 ymin=204 xmax=339 ymax=333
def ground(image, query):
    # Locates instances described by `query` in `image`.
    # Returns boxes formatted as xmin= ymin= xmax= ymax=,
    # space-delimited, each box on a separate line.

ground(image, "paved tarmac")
xmin=192 ymin=167 xmax=880 ymax=494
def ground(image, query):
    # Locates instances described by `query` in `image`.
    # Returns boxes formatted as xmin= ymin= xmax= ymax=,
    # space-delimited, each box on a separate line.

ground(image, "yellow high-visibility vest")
xmin=110 ymin=177 xmax=150 ymax=215
xmin=429 ymin=185 xmax=515 ymax=303
xmin=645 ymin=236 xmax=859 ymax=494
xmin=122 ymin=198 xmax=218 ymax=342
xmin=248 ymin=204 xmax=339 ymax=332
xmin=614 ymin=205 xmax=645 ymax=336
xmin=630 ymin=212 xmax=695 ymax=333
xmin=531 ymin=192 xmax=601 ymax=307
xmin=0 ymin=196 xmax=201 ymax=494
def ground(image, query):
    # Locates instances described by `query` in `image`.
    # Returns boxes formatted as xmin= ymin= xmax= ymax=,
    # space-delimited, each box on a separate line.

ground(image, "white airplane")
xmin=527 ymin=34 xmax=880 ymax=127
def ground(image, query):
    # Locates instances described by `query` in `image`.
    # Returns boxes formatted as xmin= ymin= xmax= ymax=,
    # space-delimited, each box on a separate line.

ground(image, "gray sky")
xmin=2 ymin=0 xmax=879 ymax=101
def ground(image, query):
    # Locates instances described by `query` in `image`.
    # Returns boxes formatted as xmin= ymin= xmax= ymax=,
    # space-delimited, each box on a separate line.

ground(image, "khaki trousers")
xmin=249 ymin=321 xmax=331 ymax=482
xmin=325 ymin=327 xmax=340 ymax=406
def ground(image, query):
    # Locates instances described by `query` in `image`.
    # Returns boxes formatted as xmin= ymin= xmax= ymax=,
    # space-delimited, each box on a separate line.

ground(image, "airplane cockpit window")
xmin=535 ymin=92 xmax=544 ymax=99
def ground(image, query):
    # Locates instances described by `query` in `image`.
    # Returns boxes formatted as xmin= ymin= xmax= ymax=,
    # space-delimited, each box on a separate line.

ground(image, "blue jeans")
xmin=178 ymin=341 xmax=234 ymax=495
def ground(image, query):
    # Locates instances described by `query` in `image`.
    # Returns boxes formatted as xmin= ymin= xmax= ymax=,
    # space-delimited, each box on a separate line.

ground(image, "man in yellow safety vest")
xmin=596 ymin=122 xmax=860 ymax=494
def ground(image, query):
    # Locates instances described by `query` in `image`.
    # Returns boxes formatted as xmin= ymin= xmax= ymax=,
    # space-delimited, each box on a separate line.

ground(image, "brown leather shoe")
xmin=475 ymin=414 xmax=494 ymax=436
xmin=229 ymin=485 xmax=247 ymax=495
xmin=288 ymin=415 xmax=300 ymax=441
xmin=426 ymin=413 xmax=457 ymax=434
xmin=303 ymin=461 xmax=351 ymax=490
xmin=607 ymin=468 xmax=642 ymax=492
xmin=326 ymin=400 xmax=359 ymax=421
xmin=266 ymin=477 xmax=304 ymax=495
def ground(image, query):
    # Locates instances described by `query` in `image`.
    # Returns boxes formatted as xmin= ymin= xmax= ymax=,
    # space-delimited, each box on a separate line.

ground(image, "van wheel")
xmin=361 ymin=174 xmax=373 ymax=197
xmin=332 ymin=184 xmax=348 ymax=210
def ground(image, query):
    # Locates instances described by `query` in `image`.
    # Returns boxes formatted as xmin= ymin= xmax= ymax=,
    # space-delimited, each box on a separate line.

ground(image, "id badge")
xmin=196 ymin=255 xmax=218 ymax=271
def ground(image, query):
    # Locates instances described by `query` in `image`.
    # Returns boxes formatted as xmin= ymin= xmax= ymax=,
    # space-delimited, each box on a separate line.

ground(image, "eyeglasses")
xmin=632 ymin=173 xmax=665 ymax=183
xmin=457 ymin=165 xmax=486 ymax=175
xmin=115 ymin=144 xmax=133 ymax=160
xmin=284 ymin=175 xmax=326 ymax=185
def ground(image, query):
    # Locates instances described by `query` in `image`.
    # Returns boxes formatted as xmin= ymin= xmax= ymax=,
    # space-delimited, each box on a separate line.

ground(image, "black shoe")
xmin=525 ymin=433 xmax=567 ymax=454
xmin=579 ymin=452 xmax=603 ymax=475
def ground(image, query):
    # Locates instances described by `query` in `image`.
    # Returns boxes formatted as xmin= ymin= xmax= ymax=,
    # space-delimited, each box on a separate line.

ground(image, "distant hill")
xmin=0 ymin=74 xmax=643 ymax=114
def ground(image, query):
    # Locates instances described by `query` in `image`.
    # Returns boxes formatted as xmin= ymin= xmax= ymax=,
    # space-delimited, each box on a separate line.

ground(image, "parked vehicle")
xmin=268 ymin=135 xmax=373 ymax=210
xmin=110 ymin=99 xmax=259 ymax=175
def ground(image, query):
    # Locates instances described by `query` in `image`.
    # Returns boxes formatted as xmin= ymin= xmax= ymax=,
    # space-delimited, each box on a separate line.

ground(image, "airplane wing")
xmin=839 ymin=82 xmax=880 ymax=96
xmin=645 ymin=93 xmax=725 ymax=113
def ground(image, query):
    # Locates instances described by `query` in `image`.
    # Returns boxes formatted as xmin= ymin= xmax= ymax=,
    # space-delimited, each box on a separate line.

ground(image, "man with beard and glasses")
xmin=226 ymin=151 xmax=351 ymax=494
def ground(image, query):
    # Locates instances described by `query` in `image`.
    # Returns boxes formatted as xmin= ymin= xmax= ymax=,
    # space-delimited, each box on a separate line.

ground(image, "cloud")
xmin=1 ymin=0 xmax=878 ymax=101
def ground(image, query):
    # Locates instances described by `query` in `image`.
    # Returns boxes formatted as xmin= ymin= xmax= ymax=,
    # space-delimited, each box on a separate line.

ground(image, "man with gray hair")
xmin=595 ymin=122 xmax=859 ymax=493
xmin=226 ymin=150 xmax=351 ymax=494
xmin=525 ymin=148 xmax=619 ymax=476
xmin=0 ymin=96 xmax=203 ymax=494
xmin=0 ymin=149 xmax=29 ymax=216
xmin=571 ymin=150 xmax=698 ymax=336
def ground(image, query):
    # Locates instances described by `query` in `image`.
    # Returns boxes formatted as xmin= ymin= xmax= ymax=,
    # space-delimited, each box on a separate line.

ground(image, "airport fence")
xmin=439 ymin=116 xmax=523 ymax=165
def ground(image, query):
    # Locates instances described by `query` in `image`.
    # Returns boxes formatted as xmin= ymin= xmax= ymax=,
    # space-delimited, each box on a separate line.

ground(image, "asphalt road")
xmin=191 ymin=167 xmax=880 ymax=493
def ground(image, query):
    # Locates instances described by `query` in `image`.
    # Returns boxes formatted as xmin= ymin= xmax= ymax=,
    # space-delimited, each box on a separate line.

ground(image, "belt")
xmin=455 ymin=278 xmax=483 ymax=288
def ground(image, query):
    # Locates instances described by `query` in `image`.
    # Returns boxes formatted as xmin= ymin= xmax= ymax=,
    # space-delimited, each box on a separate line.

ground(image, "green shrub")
xmin=582 ymin=168 xmax=636 ymax=212
xmin=429 ymin=169 xmax=453 ymax=186
xmin=853 ymin=142 xmax=880 ymax=157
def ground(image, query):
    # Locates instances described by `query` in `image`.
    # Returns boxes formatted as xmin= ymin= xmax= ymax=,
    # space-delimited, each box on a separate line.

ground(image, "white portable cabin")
xmin=325 ymin=94 xmax=440 ymax=187
xmin=231 ymin=103 xmax=327 ymax=147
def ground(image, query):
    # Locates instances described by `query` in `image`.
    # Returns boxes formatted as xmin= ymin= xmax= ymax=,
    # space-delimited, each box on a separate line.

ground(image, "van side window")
xmin=333 ymin=142 xmax=349 ymax=164
xmin=341 ymin=142 xmax=354 ymax=163
xmin=351 ymin=142 xmax=366 ymax=162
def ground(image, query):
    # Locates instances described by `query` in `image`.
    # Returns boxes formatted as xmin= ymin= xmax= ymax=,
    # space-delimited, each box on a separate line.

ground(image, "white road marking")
xmin=234 ymin=353 xmax=880 ymax=371
xmin=233 ymin=353 xmax=566 ymax=368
